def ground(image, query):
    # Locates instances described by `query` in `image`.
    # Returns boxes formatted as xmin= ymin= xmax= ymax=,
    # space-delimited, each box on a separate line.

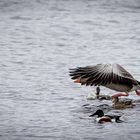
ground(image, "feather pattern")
xmin=69 ymin=64 xmax=140 ymax=92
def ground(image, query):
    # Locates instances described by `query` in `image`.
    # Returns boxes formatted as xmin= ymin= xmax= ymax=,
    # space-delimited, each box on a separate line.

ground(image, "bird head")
xmin=89 ymin=109 xmax=104 ymax=117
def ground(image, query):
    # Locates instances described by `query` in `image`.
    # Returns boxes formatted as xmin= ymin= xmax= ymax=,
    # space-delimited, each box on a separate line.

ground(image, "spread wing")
xmin=69 ymin=64 xmax=137 ymax=86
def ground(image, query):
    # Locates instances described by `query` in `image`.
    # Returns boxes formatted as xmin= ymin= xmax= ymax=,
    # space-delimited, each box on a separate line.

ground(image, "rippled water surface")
xmin=0 ymin=0 xmax=140 ymax=139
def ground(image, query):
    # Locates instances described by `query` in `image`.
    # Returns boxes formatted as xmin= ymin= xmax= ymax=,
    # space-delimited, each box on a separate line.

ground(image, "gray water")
xmin=0 ymin=0 xmax=140 ymax=139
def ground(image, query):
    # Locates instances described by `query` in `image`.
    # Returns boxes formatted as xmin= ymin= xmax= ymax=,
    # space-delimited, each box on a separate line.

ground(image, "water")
xmin=0 ymin=0 xmax=140 ymax=139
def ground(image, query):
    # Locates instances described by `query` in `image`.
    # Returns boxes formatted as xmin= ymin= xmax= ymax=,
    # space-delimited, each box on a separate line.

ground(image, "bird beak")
xmin=89 ymin=113 xmax=96 ymax=117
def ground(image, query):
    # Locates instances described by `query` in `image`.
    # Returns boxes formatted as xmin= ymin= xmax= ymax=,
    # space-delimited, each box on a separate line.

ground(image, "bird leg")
xmin=135 ymin=90 xmax=140 ymax=96
xmin=112 ymin=92 xmax=129 ymax=98
xmin=96 ymin=87 xmax=100 ymax=99
xmin=111 ymin=92 xmax=129 ymax=103
xmin=96 ymin=87 xmax=100 ymax=95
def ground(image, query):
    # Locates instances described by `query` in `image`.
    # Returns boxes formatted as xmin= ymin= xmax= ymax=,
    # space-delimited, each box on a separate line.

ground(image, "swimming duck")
xmin=86 ymin=87 xmax=100 ymax=100
xmin=69 ymin=64 xmax=140 ymax=99
xmin=111 ymin=93 xmax=135 ymax=109
xmin=96 ymin=87 xmax=111 ymax=100
xmin=89 ymin=109 xmax=123 ymax=123
xmin=87 ymin=87 xmax=110 ymax=100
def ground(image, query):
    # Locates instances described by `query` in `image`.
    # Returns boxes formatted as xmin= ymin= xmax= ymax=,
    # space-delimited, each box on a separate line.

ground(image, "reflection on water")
xmin=0 ymin=0 xmax=140 ymax=139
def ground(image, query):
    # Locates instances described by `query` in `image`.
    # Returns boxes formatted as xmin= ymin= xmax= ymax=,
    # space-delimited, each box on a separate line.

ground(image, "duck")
xmin=87 ymin=86 xmax=110 ymax=100
xmin=111 ymin=93 xmax=135 ymax=109
xmin=69 ymin=63 xmax=140 ymax=99
xmin=89 ymin=109 xmax=123 ymax=123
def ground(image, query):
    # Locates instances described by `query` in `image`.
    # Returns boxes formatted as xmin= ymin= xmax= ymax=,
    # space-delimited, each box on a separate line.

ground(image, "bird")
xmin=87 ymin=86 xmax=111 ymax=100
xmin=89 ymin=109 xmax=123 ymax=123
xmin=69 ymin=63 xmax=140 ymax=99
xmin=111 ymin=93 xmax=135 ymax=109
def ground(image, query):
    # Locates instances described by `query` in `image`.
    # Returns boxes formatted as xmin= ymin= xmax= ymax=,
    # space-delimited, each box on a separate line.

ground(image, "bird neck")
xmin=112 ymin=97 xmax=119 ymax=104
xmin=96 ymin=87 xmax=100 ymax=96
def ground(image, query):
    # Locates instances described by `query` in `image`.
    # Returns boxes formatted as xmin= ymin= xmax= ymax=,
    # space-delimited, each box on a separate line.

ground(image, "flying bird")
xmin=69 ymin=64 xmax=140 ymax=98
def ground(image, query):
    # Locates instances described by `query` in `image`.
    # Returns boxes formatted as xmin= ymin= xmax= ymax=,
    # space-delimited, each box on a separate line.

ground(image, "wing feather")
xmin=69 ymin=64 xmax=137 ymax=87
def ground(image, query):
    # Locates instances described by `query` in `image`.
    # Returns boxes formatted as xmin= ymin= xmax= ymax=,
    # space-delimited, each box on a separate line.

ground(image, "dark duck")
xmin=89 ymin=109 xmax=123 ymax=123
